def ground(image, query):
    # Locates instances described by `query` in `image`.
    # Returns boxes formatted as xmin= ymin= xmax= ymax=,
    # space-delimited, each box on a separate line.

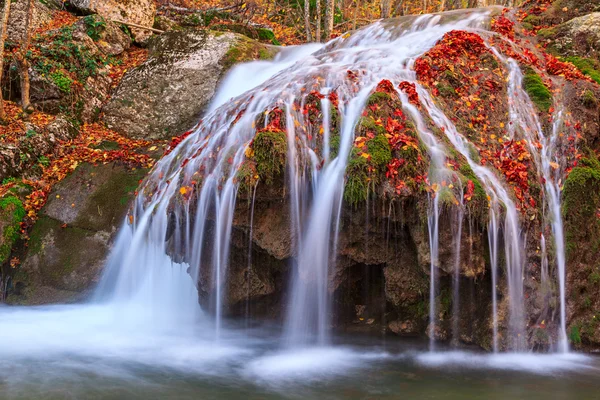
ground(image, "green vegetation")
xmin=537 ymin=27 xmax=556 ymax=39
xmin=83 ymin=15 xmax=106 ymax=41
xmin=437 ymin=82 xmax=458 ymax=98
xmin=563 ymin=154 xmax=600 ymax=258
xmin=50 ymin=71 xmax=73 ymax=93
xmin=522 ymin=68 xmax=553 ymax=112
xmin=344 ymin=149 xmax=370 ymax=205
xmin=582 ymin=90 xmax=597 ymax=108
xmin=358 ymin=116 xmax=386 ymax=136
xmin=562 ymin=56 xmax=600 ymax=84
xmin=257 ymin=28 xmax=280 ymax=45
xmin=253 ymin=131 xmax=287 ymax=184
xmin=367 ymin=91 xmax=391 ymax=106
xmin=569 ymin=325 xmax=582 ymax=344
xmin=0 ymin=196 xmax=26 ymax=264
xmin=367 ymin=134 xmax=392 ymax=169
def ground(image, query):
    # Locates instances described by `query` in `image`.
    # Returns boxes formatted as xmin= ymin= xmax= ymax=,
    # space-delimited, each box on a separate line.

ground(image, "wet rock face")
xmin=197 ymin=192 xmax=492 ymax=345
xmin=69 ymin=0 xmax=156 ymax=42
xmin=7 ymin=163 xmax=147 ymax=304
xmin=103 ymin=30 xmax=277 ymax=141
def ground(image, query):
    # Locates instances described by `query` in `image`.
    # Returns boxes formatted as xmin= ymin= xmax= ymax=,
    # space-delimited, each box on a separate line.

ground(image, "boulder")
xmin=103 ymin=30 xmax=278 ymax=140
xmin=541 ymin=12 xmax=600 ymax=58
xmin=7 ymin=0 xmax=53 ymax=43
xmin=7 ymin=162 xmax=148 ymax=304
xmin=0 ymin=115 xmax=78 ymax=182
xmin=27 ymin=18 xmax=129 ymax=118
xmin=69 ymin=0 xmax=156 ymax=42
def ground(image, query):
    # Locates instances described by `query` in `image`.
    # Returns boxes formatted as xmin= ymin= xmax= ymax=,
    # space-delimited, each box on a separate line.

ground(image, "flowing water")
xmin=0 ymin=7 xmax=591 ymax=398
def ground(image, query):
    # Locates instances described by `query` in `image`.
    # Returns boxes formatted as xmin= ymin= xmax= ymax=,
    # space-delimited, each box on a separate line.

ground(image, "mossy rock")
xmin=222 ymin=34 xmax=279 ymax=70
xmin=7 ymin=162 xmax=148 ymax=304
xmin=253 ymin=131 xmax=287 ymax=184
xmin=562 ymin=56 xmax=600 ymax=84
xmin=0 ymin=196 xmax=26 ymax=265
xmin=522 ymin=68 xmax=553 ymax=112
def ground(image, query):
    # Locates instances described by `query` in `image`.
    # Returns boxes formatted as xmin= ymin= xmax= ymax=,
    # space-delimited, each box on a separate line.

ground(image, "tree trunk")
xmin=304 ymin=0 xmax=312 ymax=42
xmin=0 ymin=0 xmax=12 ymax=120
xmin=381 ymin=0 xmax=391 ymax=19
xmin=19 ymin=0 xmax=34 ymax=112
xmin=324 ymin=0 xmax=334 ymax=41
xmin=316 ymin=0 xmax=321 ymax=42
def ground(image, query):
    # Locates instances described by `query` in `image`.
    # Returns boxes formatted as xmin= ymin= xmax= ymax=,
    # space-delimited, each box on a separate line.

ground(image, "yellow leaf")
xmin=549 ymin=162 xmax=559 ymax=170
xmin=500 ymin=122 xmax=505 ymax=128
xmin=149 ymin=146 xmax=157 ymax=151
xmin=180 ymin=187 xmax=187 ymax=195
xmin=360 ymin=153 xmax=370 ymax=158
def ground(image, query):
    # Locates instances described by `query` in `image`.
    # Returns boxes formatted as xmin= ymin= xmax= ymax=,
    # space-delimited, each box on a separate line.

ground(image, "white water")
xmin=0 ymin=10 xmax=581 ymax=390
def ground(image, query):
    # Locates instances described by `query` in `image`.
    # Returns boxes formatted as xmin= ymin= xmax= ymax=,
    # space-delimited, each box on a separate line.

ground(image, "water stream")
xmin=0 ymin=8 xmax=588 ymax=398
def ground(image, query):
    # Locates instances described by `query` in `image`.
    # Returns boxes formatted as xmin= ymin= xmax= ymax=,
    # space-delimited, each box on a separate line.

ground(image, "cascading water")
xmin=93 ymin=9 xmax=544 ymax=352
xmin=0 ymin=8 xmax=580 ymax=370
xmin=496 ymin=55 xmax=570 ymax=352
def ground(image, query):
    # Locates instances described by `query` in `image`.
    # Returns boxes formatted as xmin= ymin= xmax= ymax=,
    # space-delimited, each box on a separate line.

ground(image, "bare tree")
xmin=316 ymin=0 xmax=322 ymax=42
xmin=0 ymin=0 xmax=12 ymax=120
xmin=17 ymin=0 xmax=34 ymax=113
xmin=324 ymin=0 xmax=334 ymax=40
xmin=381 ymin=0 xmax=391 ymax=18
xmin=303 ymin=0 xmax=312 ymax=42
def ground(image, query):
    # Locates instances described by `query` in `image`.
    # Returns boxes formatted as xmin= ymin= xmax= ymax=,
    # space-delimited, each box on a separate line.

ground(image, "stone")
xmin=7 ymin=0 xmax=52 ymax=43
xmin=69 ymin=0 xmax=157 ymax=42
xmin=103 ymin=30 xmax=278 ymax=140
xmin=7 ymin=162 xmax=148 ymax=304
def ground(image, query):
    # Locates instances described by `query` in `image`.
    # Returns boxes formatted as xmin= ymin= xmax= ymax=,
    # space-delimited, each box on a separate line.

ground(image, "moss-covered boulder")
xmin=562 ymin=155 xmax=600 ymax=350
xmin=7 ymin=162 xmax=147 ymax=304
xmin=103 ymin=29 xmax=278 ymax=140
xmin=0 ymin=196 xmax=25 ymax=266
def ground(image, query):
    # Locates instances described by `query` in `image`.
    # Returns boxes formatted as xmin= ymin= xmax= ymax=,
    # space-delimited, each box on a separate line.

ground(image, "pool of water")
xmin=0 ymin=304 xmax=598 ymax=399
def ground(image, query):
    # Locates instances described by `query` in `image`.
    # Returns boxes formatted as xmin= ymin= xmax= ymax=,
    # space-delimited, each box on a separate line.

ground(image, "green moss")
xmin=257 ymin=28 xmax=280 ymax=45
xmin=50 ymin=71 xmax=73 ymax=93
xmin=522 ymin=68 xmax=553 ymax=112
xmin=438 ymin=186 xmax=458 ymax=207
xmin=562 ymin=56 xmax=600 ymax=84
xmin=367 ymin=91 xmax=391 ymax=106
xmin=221 ymin=36 xmax=277 ymax=69
xmin=437 ymin=82 xmax=458 ymax=98
xmin=522 ymin=15 xmax=542 ymax=26
xmin=563 ymin=163 xmax=600 ymax=215
xmin=235 ymin=160 xmax=258 ymax=195
xmin=589 ymin=270 xmax=600 ymax=284
xmin=582 ymin=90 xmax=597 ymax=108
xmin=367 ymin=134 xmax=392 ymax=169
xmin=537 ymin=27 xmax=556 ymax=39
xmin=344 ymin=150 xmax=370 ymax=205
xmin=253 ymin=131 xmax=287 ymax=184
xmin=0 ymin=196 xmax=26 ymax=264
xmin=358 ymin=117 xmax=387 ymax=136
xmin=569 ymin=325 xmax=582 ymax=344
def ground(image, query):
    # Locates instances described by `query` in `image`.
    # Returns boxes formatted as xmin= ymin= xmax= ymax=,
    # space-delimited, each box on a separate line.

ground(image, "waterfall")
xmin=495 ymin=55 xmax=570 ymax=352
xmin=87 ymin=8 xmax=572 ymax=353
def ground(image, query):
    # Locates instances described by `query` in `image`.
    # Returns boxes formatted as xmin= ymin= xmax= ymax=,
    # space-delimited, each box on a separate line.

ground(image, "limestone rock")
xmin=7 ymin=0 xmax=52 ymax=43
xmin=69 ymin=0 xmax=156 ymax=42
xmin=8 ymin=163 xmax=148 ymax=304
xmin=103 ymin=30 xmax=278 ymax=140
xmin=544 ymin=13 xmax=600 ymax=58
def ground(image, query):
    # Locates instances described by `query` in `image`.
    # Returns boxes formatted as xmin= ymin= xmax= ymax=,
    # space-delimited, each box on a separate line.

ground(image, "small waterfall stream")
xmin=0 ymin=8 xmax=578 ymax=369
